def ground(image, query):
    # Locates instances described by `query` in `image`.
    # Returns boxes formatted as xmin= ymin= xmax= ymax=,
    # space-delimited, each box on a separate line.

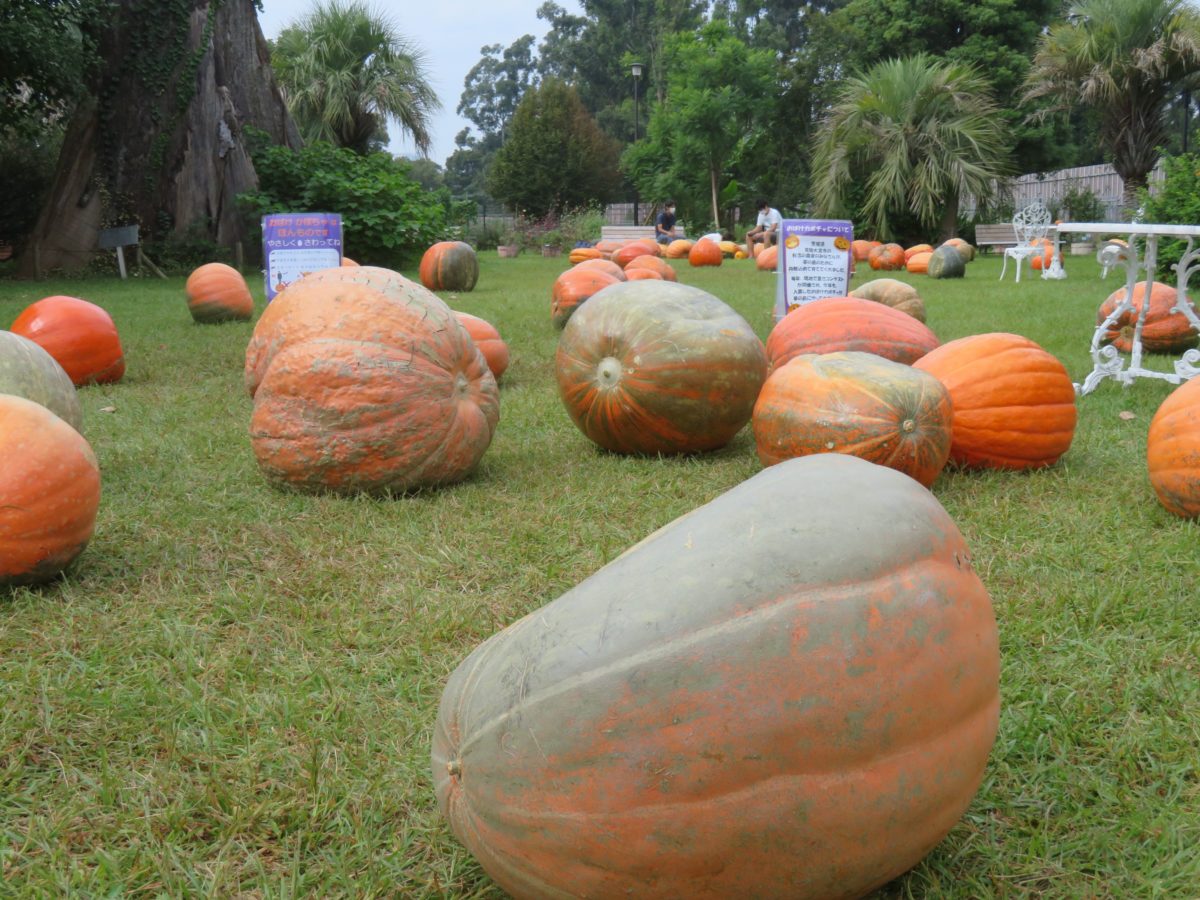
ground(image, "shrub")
xmin=1060 ymin=182 xmax=1107 ymax=223
xmin=1139 ymin=153 xmax=1200 ymax=280
xmin=237 ymin=133 xmax=451 ymax=267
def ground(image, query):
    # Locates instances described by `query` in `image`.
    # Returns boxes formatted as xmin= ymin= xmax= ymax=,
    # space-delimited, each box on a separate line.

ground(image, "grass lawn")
xmin=1 ymin=251 xmax=1198 ymax=897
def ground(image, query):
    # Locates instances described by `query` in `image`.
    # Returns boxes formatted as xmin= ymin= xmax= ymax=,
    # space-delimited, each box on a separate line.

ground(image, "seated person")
xmin=746 ymin=199 xmax=781 ymax=245
xmin=655 ymin=201 xmax=678 ymax=244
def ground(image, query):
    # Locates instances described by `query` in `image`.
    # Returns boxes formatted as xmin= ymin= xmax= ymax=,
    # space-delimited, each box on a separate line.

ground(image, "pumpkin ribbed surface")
xmin=624 ymin=255 xmax=677 ymax=281
xmin=556 ymin=281 xmax=767 ymax=454
xmin=10 ymin=295 xmax=125 ymax=386
xmin=611 ymin=243 xmax=656 ymax=268
xmin=0 ymin=330 xmax=83 ymax=431
xmin=1147 ymin=377 xmax=1200 ymax=517
xmin=868 ymin=243 xmax=905 ymax=270
xmin=432 ymin=452 xmax=999 ymax=900
xmin=849 ymin=278 xmax=926 ymax=322
xmin=665 ymin=239 xmax=693 ymax=258
xmin=573 ymin=258 xmax=626 ymax=280
xmin=455 ymin=312 xmax=509 ymax=380
xmin=753 ymin=352 xmax=952 ymax=486
xmin=766 ymin=297 xmax=939 ymax=369
xmin=419 ymin=241 xmax=479 ymax=292
xmin=185 ymin=262 xmax=254 ymax=323
xmin=851 ymin=239 xmax=873 ymax=261
xmin=0 ymin=394 xmax=101 ymax=586
xmin=551 ymin=268 xmax=621 ymax=329
xmin=904 ymin=243 xmax=933 ymax=262
xmin=688 ymin=239 xmax=723 ymax=267
xmin=1097 ymin=281 xmax=1197 ymax=353
xmin=568 ymin=247 xmax=603 ymax=265
xmin=906 ymin=250 xmax=933 ymax=274
xmin=914 ymin=332 xmax=1077 ymax=469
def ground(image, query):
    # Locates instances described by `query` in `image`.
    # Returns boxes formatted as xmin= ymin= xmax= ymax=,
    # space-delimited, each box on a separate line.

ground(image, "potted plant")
xmin=497 ymin=227 xmax=520 ymax=258
xmin=541 ymin=228 xmax=564 ymax=258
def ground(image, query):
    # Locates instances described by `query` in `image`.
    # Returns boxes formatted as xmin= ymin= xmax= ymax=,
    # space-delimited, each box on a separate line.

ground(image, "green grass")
xmin=1 ymin=252 xmax=1198 ymax=897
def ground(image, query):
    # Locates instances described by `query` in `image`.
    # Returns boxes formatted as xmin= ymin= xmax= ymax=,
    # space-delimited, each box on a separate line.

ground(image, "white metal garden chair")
xmin=999 ymin=201 xmax=1052 ymax=283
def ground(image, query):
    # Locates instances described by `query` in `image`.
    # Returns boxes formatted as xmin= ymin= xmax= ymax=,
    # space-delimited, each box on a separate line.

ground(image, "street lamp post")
xmin=631 ymin=61 xmax=644 ymax=226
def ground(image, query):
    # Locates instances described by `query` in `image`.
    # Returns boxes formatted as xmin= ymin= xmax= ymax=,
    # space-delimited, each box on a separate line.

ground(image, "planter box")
xmin=497 ymin=245 xmax=520 ymax=258
xmin=1069 ymin=243 xmax=1095 ymax=256
xmin=542 ymin=245 xmax=562 ymax=258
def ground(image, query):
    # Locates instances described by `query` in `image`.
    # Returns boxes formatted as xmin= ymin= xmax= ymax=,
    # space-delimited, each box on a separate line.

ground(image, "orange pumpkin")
xmin=767 ymin=297 xmax=939 ymax=369
xmin=0 ymin=394 xmax=101 ymax=586
xmin=635 ymin=239 xmax=663 ymax=257
xmin=849 ymin=278 xmax=926 ymax=322
xmin=688 ymin=238 xmax=723 ymax=267
xmin=850 ymin=239 xmax=873 ymax=261
xmin=718 ymin=240 xmax=739 ymax=258
xmin=340 ymin=256 xmax=359 ymax=267
xmin=904 ymin=243 xmax=934 ymax=262
xmin=868 ymin=243 xmax=905 ymax=271
xmin=247 ymin=271 xmax=498 ymax=494
xmin=10 ymin=295 xmax=125 ymax=386
xmin=1097 ymin=281 xmax=1197 ymax=353
xmin=913 ymin=332 xmax=1077 ymax=469
xmin=433 ymin=452 xmax=1000 ymax=900
xmin=556 ymin=281 xmax=767 ymax=454
xmin=665 ymin=239 xmax=693 ymax=259
xmin=1028 ymin=239 xmax=1054 ymax=271
xmin=455 ymin=311 xmax=510 ymax=380
xmin=568 ymin=247 xmax=603 ymax=265
xmin=551 ymin=267 xmax=622 ymax=329
xmin=906 ymin=250 xmax=933 ymax=274
xmin=611 ymin=242 xmax=656 ymax=268
xmin=755 ymin=245 xmax=778 ymax=271
xmin=753 ymin=351 xmax=953 ymax=487
xmin=1147 ymin=377 xmax=1200 ymax=517
xmin=624 ymin=268 xmax=663 ymax=281
xmin=419 ymin=241 xmax=479 ymax=292
xmin=185 ymin=262 xmax=254 ymax=323
xmin=940 ymin=238 xmax=974 ymax=263
xmin=624 ymin=255 xmax=677 ymax=281
xmin=573 ymin=258 xmax=626 ymax=281
xmin=594 ymin=239 xmax=622 ymax=258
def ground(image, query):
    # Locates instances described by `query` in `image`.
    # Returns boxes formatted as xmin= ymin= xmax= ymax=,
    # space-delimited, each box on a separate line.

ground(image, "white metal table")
xmin=1052 ymin=222 xmax=1200 ymax=395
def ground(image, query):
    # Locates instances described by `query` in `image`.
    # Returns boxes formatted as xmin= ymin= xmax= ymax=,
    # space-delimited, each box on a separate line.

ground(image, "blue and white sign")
xmin=262 ymin=213 xmax=343 ymax=301
xmin=774 ymin=219 xmax=854 ymax=320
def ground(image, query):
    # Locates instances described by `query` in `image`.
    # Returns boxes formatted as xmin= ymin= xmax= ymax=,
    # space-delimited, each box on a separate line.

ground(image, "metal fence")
xmin=962 ymin=161 xmax=1167 ymax=222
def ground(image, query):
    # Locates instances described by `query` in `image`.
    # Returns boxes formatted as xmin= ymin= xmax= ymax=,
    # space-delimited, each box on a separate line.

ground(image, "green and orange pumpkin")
xmin=419 ymin=241 xmax=480 ymax=293
xmin=849 ymin=278 xmax=926 ymax=322
xmin=185 ymin=262 xmax=254 ymax=323
xmin=868 ymin=243 xmax=905 ymax=271
xmin=0 ymin=330 xmax=82 ymax=431
xmin=1097 ymin=281 xmax=1198 ymax=353
xmin=551 ymin=267 xmax=622 ymax=329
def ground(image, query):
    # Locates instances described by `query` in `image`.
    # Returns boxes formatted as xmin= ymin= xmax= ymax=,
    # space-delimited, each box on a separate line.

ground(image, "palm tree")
xmin=811 ymin=54 xmax=1011 ymax=242
xmin=1024 ymin=0 xmax=1200 ymax=212
xmin=272 ymin=1 xmax=441 ymax=155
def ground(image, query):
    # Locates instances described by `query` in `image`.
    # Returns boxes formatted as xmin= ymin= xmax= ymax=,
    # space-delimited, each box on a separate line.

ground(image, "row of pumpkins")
xmin=4 ymin=242 xmax=1200 ymax=899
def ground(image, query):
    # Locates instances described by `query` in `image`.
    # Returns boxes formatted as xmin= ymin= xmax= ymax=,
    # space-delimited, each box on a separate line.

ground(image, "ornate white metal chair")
xmin=999 ymin=201 xmax=1052 ymax=283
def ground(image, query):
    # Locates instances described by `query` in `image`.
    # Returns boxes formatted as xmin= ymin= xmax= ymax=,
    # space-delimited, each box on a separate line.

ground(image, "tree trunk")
xmin=710 ymin=165 xmax=720 ymax=232
xmin=938 ymin=191 xmax=960 ymax=243
xmin=17 ymin=0 xmax=300 ymax=277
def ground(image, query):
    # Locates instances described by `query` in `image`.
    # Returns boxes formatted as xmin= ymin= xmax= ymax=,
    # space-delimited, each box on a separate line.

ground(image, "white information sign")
xmin=774 ymin=219 xmax=854 ymax=320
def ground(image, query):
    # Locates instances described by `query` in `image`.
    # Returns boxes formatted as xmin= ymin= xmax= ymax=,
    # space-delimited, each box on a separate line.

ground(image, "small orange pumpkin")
xmin=913 ymin=332 xmax=1077 ymax=470
xmin=0 ymin=394 xmax=101 ymax=585
xmin=1028 ymin=239 xmax=1054 ymax=271
xmin=868 ymin=243 xmax=905 ymax=271
xmin=10 ymin=295 xmax=125 ymax=386
xmin=185 ymin=262 xmax=254 ymax=323
xmin=688 ymin=239 xmax=723 ymax=267
xmin=1147 ymin=377 xmax=1200 ymax=517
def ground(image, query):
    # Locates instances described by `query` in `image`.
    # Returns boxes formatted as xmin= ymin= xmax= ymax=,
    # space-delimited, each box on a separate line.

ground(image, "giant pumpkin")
xmin=1097 ymin=281 xmax=1198 ymax=353
xmin=904 ymin=243 xmax=934 ymax=262
xmin=688 ymin=239 xmax=723 ymax=267
xmin=433 ymin=452 xmax=1000 ymax=900
xmin=766 ymin=297 xmax=939 ymax=369
xmin=753 ymin=351 xmax=952 ymax=487
xmin=624 ymin=255 xmax=677 ymax=281
xmin=0 ymin=330 xmax=83 ymax=431
xmin=611 ymin=243 xmax=656 ymax=268
xmin=850 ymin=239 xmax=873 ymax=261
xmin=455 ymin=312 xmax=510 ymax=380
xmin=556 ymin=281 xmax=767 ymax=454
xmin=551 ymin=267 xmax=621 ymax=329
xmin=572 ymin=258 xmax=626 ymax=281
xmin=755 ymin=245 xmax=778 ymax=271
xmin=914 ymin=332 xmax=1077 ymax=469
xmin=0 ymin=394 xmax=101 ymax=586
xmin=1147 ymin=376 xmax=1200 ymax=518
xmin=185 ymin=262 xmax=254 ymax=323
xmin=849 ymin=278 xmax=926 ymax=322
xmin=869 ymin=243 xmax=905 ymax=271
xmin=419 ymin=241 xmax=480 ymax=292
xmin=665 ymin=239 xmax=693 ymax=259
xmin=926 ymin=246 xmax=966 ymax=279
xmin=906 ymin=250 xmax=933 ymax=274
xmin=247 ymin=270 xmax=499 ymax=494
xmin=10 ymin=295 xmax=125 ymax=386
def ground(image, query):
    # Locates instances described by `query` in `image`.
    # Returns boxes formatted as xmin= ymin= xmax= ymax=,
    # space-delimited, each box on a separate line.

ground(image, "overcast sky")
xmin=256 ymin=0 xmax=584 ymax=165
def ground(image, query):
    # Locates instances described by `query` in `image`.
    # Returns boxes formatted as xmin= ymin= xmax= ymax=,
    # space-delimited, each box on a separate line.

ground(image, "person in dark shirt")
xmin=655 ymin=201 xmax=678 ymax=244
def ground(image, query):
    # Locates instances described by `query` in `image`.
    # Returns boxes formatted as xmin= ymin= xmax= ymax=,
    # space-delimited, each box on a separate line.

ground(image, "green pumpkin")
xmin=0 ymin=330 xmax=83 ymax=431
xmin=927 ymin=246 xmax=966 ymax=279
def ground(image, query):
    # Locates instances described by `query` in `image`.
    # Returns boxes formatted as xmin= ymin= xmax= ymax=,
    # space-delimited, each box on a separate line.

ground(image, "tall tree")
xmin=1024 ymin=0 xmax=1200 ymax=210
xmin=272 ymin=0 xmax=440 ymax=156
xmin=17 ymin=0 xmax=299 ymax=275
xmin=624 ymin=21 xmax=777 ymax=228
xmin=457 ymin=35 xmax=540 ymax=140
xmin=487 ymin=79 xmax=622 ymax=217
xmin=811 ymin=54 xmax=1011 ymax=241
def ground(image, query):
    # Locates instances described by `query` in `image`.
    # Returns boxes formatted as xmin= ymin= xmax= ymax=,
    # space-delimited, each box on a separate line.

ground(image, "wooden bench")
xmin=975 ymin=223 xmax=1057 ymax=251
xmin=600 ymin=224 xmax=688 ymax=243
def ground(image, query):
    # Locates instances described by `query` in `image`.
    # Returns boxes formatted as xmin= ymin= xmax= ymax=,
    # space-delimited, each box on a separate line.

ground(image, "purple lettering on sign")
xmin=262 ymin=213 xmax=344 ymax=301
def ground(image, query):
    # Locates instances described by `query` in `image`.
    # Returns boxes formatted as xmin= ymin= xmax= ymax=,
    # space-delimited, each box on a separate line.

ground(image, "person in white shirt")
xmin=746 ymin=199 xmax=781 ymax=246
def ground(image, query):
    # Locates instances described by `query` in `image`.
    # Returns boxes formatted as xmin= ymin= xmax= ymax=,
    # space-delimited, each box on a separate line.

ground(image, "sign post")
xmin=262 ymin=213 xmax=343 ymax=301
xmin=774 ymin=219 xmax=854 ymax=321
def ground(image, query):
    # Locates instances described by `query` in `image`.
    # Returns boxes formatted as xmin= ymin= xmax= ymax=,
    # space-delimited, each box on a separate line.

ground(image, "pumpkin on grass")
xmin=1097 ymin=281 xmax=1197 ymax=353
xmin=767 ymin=296 xmax=939 ymax=369
xmin=1147 ymin=377 xmax=1200 ymax=517
xmin=914 ymin=332 xmax=1077 ymax=469
xmin=624 ymin=268 xmax=663 ymax=281
xmin=611 ymin=242 xmax=656 ymax=268
xmin=851 ymin=239 xmax=873 ymax=261
xmin=665 ymin=239 xmax=693 ymax=259
xmin=849 ymin=278 xmax=926 ymax=322
xmin=868 ymin=243 xmax=905 ymax=271
xmin=185 ymin=262 xmax=254 ymax=323
xmin=551 ymin=267 xmax=621 ymax=329
xmin=940 ymin=238 xmax=975 ymax=263
xmin=906 ymin=250 xmax=933 ymax=274
xmin=568 ymin=247 xmax=602 ymax=265
xmin=753 ymin=351 xmax=952 ymax=486
xmin=624 ymin=255 xmax=677 ymax=281
xmin=419 ymin=241 xmax=479 ymax=292
xmin=433 ymin=452 xmax=999 ymax=900
xmin=572 ymin=258 xmax=626 ymax=281
xmin=594 ymin=239 xmax=622 ymax=258
xmin=556 ymin=281 xmax=766 ymax=454
xmin=927 ymin=246 xmax=966 ymax=279
xmin=0 ymin=394 xmax=101 ymax=586
xmin=247 ymin=273 xmax=498 ymax=495
xmin=688 ymin=238 xmax=723 ymax=267
xmin=10 ymin=295 xmax=125 ymax=386
xmin=755 ymin=245 xmax=778 ymax=271
xmin=0 ymin=330 xmax=82 ymax=431
xmin=455 ymin=312 xmax=509 ymax=380
xmin=904 ymin=243 xmax=934 ymax=261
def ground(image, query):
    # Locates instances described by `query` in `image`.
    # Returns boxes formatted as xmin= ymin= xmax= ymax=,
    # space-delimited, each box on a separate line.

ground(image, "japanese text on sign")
xmin=774 ymin=219 xmax=853 ymax=321
xmin=263 ymin=213 xmax=343 ymax=301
